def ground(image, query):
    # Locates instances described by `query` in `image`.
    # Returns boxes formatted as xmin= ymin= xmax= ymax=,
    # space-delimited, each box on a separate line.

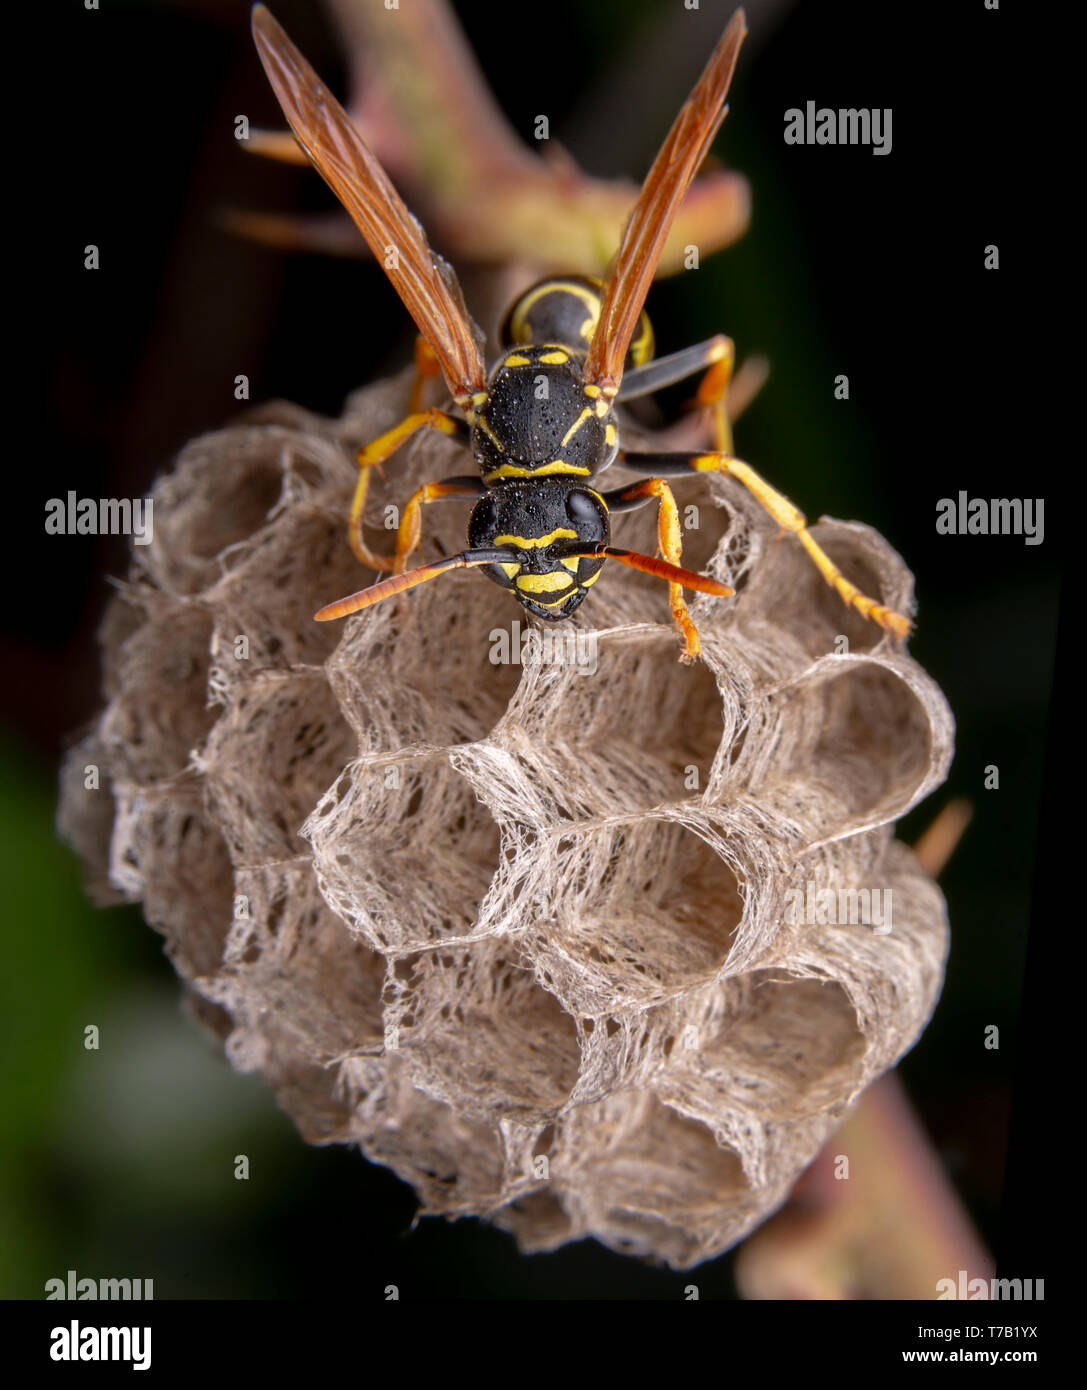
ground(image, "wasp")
xmin=252 ymin=5 xmax=910 ymax=662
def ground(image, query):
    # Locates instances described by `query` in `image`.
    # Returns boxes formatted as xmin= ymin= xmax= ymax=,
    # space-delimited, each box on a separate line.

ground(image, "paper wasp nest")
xmin=59 ymin=369 xmax=953 ymax=1269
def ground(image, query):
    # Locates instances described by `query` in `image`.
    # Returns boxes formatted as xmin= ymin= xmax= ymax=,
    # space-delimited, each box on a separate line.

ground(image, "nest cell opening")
xmin=755 ymin=659 xmax=937 ymax=838
xmin=202 ymin=674 xmax=356 ymax=865
xmin=529 ymin=628 xmax=728 ymax=811
xmin=533 ymin=819 xmax=745 ymax=1011
xmin=387 ymin=947 xmax=582 ymax=1122
xmin=305 ymin=751 xmax=503 ymax=953
xmin=223 ymin=864 xmax=387 ymax=1063
xmin=139 ymin=431 xmax=285 ymax=594
xmin=694 ymin=973 xmax=867 ymax=1120
xmin=100 ymin=603 xmax=216 ymax=785
xmin=582 ymin=1095 xmax=749 ymax=1264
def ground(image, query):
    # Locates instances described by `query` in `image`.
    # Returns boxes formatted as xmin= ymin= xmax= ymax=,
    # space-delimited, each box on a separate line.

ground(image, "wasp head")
xmin=468 ymin=481 xmax=609 ymax=620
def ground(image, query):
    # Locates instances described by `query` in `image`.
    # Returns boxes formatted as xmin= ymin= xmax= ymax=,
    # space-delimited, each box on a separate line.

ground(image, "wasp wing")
xmin=583 ymin=9 xmax=747 ymax=393
xmin=251 ymin=4 xmax=487 ymax=401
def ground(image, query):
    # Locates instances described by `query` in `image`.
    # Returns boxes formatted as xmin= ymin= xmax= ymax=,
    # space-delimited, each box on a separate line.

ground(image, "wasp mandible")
xmin=252 ymin=5 xmax=910 ymax=662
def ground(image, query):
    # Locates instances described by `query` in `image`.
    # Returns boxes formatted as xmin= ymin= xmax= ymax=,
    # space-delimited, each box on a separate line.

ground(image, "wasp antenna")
xmin=560 ymin=543 xmax=734 ymax=596
xmin=315 ymin=549 xmax=520 ymax=620
xmin=602 ymin=547 xmax=734 ymax=595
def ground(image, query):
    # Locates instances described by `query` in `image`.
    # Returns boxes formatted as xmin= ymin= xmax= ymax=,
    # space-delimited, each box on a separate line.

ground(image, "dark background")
xmin=4 ymin=0 xmax=1054 ymax=1298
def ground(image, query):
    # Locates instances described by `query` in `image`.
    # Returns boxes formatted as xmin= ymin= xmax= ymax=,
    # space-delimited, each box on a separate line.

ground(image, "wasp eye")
xmin=565 ymin=489 xmax=600 ymax=526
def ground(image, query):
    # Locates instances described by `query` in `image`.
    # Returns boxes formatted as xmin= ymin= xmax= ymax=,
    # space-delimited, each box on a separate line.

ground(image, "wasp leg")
xmin=350 ymin=410 xmax=470 ymax=568
xmin=689 ymin=337 xmax=735 ymax=453
xmin=616 ymin=335 xmax=770 ymax=453
xmin=617 ymin=450 xmax=911 ymax=639
xmin=408 ymin=336 xmax=443 ymax=413
xmin=601 ymin=477 xmax=705 ymax=662
xmin=689 ymin=351 xmax=769 ymax=448
xmin=617 ymin=336 xmax=733 ymax=401
xmin=722 ymin=355 xmax=770 ymax=429
xmin=393 ymin=476 xmax=487 ymax=573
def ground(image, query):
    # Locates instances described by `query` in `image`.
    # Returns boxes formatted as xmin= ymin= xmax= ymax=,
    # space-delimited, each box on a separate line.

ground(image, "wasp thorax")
xmin=470 ymin=344 xmax=618 ymax=482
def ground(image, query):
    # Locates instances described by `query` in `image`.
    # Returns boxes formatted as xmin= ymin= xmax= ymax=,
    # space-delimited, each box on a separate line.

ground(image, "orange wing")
xmin=583 ymin=9 xmax=747 ymax=393
xmin=251 ymin=4 xmax=486 ymax=402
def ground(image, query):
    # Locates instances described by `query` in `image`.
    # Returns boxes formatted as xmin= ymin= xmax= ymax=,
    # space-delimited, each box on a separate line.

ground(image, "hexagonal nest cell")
xmin=58 ymin=369 xmax=954 ymax=1268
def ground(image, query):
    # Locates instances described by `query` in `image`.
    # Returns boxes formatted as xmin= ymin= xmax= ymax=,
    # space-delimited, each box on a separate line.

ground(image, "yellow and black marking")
xmin=561 ymin=407 xmax=595 ymax=448
xmin=493 ymin=527 xmax=578 ymax=548
xmin=482 ymin=460 xmax=592 ymax=481
xmin=501 ymin=275 xmax=654 ymax=371
xmin=465 ymin=480 xmax=610 ymax=620
xmin=471 ymin=341 xmax=620 ymax=482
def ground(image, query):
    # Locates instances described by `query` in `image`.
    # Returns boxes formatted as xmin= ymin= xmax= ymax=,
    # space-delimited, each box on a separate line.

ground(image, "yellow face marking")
xmin=538 ymin=350 xmax=569 ymax=365
xmin=516 ymin=572 xmax=574 ymax=594
xmin=483 ymin=462 xmax=591 ymax=480
xmin=605 ymin=423 xmax=617 ymax=447
xmin=494 ymin=527 xmax=577 ymax=549
xmin=477 ymin=416 xmax=504 ymax=452
xmin=581 ymin=568 xmax=603 ymax=587
xmin=561 ymin=407 xmax=594 ymax=448
xmin=503 ymin=353 xmax=532 ymax=367
xmin=522 ymin=591 xmax=575 ymax=608
xmin=499 ymin=562 xmax=521 ymax=580
xmin=561 ymin=556 xmax=581 ymax=574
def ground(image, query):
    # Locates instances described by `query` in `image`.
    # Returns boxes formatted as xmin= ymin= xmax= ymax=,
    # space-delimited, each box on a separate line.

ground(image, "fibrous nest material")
xmin=58 ymin=368 xmax=954 ymax=1268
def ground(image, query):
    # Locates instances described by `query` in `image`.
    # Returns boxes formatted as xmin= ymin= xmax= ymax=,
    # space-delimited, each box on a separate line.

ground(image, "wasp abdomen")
xmin=501 ymin=274 xmax=654 ymax=370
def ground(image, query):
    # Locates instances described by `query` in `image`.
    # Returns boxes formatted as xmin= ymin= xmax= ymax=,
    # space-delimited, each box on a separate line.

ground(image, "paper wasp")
xmin=252 ymin=5 xmax=910 ymax=662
